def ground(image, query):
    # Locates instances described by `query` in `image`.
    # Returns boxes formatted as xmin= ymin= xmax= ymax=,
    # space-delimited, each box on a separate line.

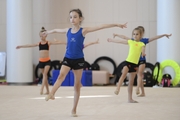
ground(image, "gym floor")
xmin=0 ymin=85 xmax=179 ymax=120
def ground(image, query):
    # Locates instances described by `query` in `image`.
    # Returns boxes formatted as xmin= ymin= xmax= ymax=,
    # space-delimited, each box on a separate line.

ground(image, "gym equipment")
xmin=145 ymin=62 xmax=155 ymax=73
xmin=93 ymin=56 xmax=116 ymax=77
xmin=152 ymin=62 xmax=161 ymax=85
xmin=51 ymin=60 xmax=62 ymax=70
xmin=144 ymin=71 xmax=153 ymax=87
xmin=92 ymin=71 xmax=110 ymax=85
xmin=160 ymin=60 xmax=180 ymax=86
xmin=161 ymin=74 xmax=171 ymax=87
xmin=90 ymin=63 xmax=100 ymax=70
xmin=84 ymin=61 xmax=91 ymax=70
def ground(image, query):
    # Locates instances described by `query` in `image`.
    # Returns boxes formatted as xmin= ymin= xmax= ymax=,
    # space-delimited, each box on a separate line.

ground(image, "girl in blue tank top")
xmin=43 ymin=8 xmax=127 ymax=117
xmin=113 ymin=26 xmax=172 ymax=97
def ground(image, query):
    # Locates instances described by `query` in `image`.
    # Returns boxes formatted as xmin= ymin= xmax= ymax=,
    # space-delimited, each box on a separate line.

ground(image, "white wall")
xmin=2 ymin=0 xmax=157 ymax=74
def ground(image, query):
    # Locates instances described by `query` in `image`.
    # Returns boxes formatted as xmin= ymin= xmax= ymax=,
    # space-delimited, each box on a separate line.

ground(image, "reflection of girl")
xmin=108 ymin=27 xmax=145 ymax=103
xmin=16 ymin=27 xmax=65 ymax=95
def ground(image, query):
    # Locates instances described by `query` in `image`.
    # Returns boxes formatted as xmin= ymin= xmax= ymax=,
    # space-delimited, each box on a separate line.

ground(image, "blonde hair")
xmin=137 ymin=26 xmax=145 ymax=33
xmin=132 ymin=27 xmax=143 ymax=40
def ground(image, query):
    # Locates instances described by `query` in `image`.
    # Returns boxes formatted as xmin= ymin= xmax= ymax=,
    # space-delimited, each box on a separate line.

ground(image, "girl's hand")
xmin=42 ymin=31 xmax=48 ymax=36
xmin=165 ymin=34 xmax=172 ymax=39
xmin=95 ymin=39 xmax=99 ymax=44
xmin=118 ymin=22 xmax=127 ymax=29
xmin=113 ymin=33 xmax=117 ymax=38
xmin=107 ymin=38 xmax=113 ymax=42
xmin=16 ymin=46 xmax=21 ymax=49
xmin=54 ymin=38 xmax=57 ymax=42
xmin=141 ymin=53 xmax=146 ymax=58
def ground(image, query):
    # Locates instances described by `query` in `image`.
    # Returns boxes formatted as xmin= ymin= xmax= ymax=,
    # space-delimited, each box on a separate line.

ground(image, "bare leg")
xmin=137 ymin=81 xmax=145 ymax=97
xmin=39 ymin=68 xmax=44 ymax=95
xmin=43 ymin=65 xmax=50 ymax=94
xmin=137 ymin=64 xmax=145 ymax=97
xmin=128 ymin=72 xmax=138 ymax=103
xmin=71 ymin=69 xmax=83 ymax=117
xmin=45 ymin=65 xmax=70 ymax=101
xmin=115 ymin=66 xmax=129 ymax=95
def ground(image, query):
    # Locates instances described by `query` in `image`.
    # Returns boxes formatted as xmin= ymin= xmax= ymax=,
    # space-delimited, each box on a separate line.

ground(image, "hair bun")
xmin=41 ymin=27 xmax=46 ymax=32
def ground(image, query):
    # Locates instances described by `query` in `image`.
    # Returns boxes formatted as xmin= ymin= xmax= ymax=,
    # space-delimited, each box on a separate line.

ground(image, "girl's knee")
xmin=74 ymin=82 xmax=81 ymax=89
xmin=138 ymin=72 xmax=143 ymax=77
xmin=43 ymin=73 xmax=48 ymax=77
xmin=121 ymin=73 xmax=127 ymax=79
xmin=57 ymin=73 xmax=66 ymax=80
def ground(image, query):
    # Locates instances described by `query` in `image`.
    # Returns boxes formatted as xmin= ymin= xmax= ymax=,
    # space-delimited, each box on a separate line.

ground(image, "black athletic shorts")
xmin=62 ymin=57 xmax=85 ymax=70
xmin=125 ymin=61 xmax=138 ymax=73
xmin=138 ymin=60 xmax=146 ymax=66
xmin=38 ymin=60 xmax=51 ymax=68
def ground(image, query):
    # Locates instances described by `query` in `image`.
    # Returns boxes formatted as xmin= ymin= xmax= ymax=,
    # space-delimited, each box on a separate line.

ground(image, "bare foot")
xmin=40 ymin=91 xmax=43 ymax=95
xmin=71 ymin=111 xmax=78 ymax=117
xmin=45 ymin=94 xmax=55 ymax=101
xmin=136 ymin=89 xmax=140 ymax=95
xmin=137 ymin=94 xmax=145 ymax=97
xmin=128 ymin=100 xmax=138 ymax=103
xmin=114 ymin=89 xmax=120 ymax=95
xmin=43 ymin=92 xmax=49 ymax=95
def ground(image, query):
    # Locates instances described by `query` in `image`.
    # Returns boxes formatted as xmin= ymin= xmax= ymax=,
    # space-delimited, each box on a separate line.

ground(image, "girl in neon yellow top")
xmin=113 ymin=26 xmax=172 ymax=97
xmin=126 ymin=40 xmax=145 ymax=64
xmin=107 ymin=27 xmax=145 ymax=103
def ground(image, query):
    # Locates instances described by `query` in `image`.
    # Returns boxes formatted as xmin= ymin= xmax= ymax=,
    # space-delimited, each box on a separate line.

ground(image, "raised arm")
xmin=148 ymin=34 xmax=172 ymax=43
xmin=113 ymin=33 xmax=130 ymax=40
xmin=84 ymin=39 xmax=99 ymax=48
xmin=16 ymin=43 xmax=39 ymax=49
xmin=83 ymin=22 xmax=127 ymax=36
xmin=107 ymin=38 xmax=128 ymax=45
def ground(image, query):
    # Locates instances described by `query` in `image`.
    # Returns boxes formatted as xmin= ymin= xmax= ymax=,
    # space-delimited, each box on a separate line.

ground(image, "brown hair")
xmin=69 ymin=8 xmax=84 ymax=24
xmin=40 ymin=27 xmax=46 ymax=33
xmin=69 ymin=9 xmax=83 ymax=18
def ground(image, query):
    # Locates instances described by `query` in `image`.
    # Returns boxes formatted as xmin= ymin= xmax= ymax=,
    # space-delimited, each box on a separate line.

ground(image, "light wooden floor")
xmin=0 ymin=85 xmax=180 ymax=120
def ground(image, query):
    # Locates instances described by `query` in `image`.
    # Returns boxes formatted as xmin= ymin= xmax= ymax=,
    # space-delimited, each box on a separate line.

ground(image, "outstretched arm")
xmin=84 ymin=39 xmax=99 ymax=48
xmin=16 ymin=43 xmax=38 ymax=49
xmin=83 ymin=22 xmax=127 ymax=36
xmin=148 ymin=34 xmax=172 ymax=43
xmin=43 ymin=28 xmax=69 ymax=36
xmin=107 ymin=38 xmax=128 ymax=45
xmin=113 ymin=33 xmax=130 ymax=40
xmin=49 ymin=39 xmax=67 ymax=45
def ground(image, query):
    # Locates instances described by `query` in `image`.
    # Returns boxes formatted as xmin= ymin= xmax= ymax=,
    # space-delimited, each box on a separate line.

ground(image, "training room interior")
xmin=0 ymin=0 xmax=180 ymax=120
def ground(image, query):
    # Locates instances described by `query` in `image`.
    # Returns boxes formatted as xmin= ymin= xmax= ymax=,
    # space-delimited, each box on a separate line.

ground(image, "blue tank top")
xmin=65 ymin=28 xmax=85 ymax=59
xmin=139 ymin=38 xmax=149 ymax=61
